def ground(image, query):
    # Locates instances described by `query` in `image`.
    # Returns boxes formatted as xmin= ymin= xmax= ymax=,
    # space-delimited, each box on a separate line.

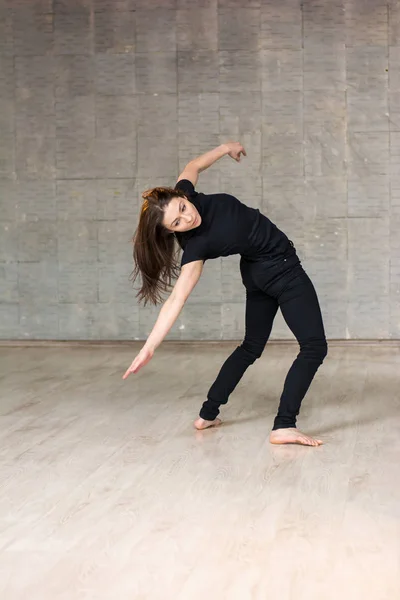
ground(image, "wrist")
xmin=221 ymin=143 xmax=231 ymax=154
xmin=144 ymin=341 xmax=156 ymax=354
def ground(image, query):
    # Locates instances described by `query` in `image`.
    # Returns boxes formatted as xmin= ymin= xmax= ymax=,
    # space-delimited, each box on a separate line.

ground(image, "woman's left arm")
xmin=123 ymin=260 xmax=204 ymax=378
xmin=177 ymin=142 xmax=246 ymax=186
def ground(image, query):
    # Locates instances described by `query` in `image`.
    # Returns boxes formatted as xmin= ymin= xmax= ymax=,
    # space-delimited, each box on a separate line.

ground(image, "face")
xmin=162 ymin=196 xmax=202 ymax=233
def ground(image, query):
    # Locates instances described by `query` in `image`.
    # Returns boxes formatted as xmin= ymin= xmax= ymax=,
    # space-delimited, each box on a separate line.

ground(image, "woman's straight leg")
xmin=199 ymin=288 xmax=278 ymax=421
xmin=272 ymin=268 xmax=328 ymax=431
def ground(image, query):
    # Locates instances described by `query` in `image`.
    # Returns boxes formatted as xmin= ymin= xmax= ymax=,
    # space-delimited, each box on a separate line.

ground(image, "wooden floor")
xmin=0 ymin=343 xmax=399 ymax=600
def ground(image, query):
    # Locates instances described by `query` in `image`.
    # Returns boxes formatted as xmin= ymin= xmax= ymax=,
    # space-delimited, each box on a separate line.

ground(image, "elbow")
xmin=186 ymin=159 xmax=202 ymax=174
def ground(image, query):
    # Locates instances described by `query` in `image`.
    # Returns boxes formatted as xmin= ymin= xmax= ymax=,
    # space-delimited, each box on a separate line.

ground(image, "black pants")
xmin=199 ymin=255 xmax=328 ymax=429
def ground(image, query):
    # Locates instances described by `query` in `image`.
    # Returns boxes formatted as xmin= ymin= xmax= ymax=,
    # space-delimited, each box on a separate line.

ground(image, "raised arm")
xmin=177 ymin=141 xmax=246 ymax=186
xmin=123 ymin=260 xmax=204 ymax=378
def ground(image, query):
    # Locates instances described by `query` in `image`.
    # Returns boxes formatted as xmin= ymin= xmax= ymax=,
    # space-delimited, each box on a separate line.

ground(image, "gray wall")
xmin=0 ymin=0 xmax=399 ymax=340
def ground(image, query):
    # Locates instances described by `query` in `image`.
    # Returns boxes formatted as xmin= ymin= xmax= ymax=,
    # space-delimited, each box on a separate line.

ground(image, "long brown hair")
xmin=131 ymin=187 xmax=186 ymax=306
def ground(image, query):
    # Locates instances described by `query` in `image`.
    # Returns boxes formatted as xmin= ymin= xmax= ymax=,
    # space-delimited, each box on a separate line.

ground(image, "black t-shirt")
xmin=174 ymin=179 xmax=295 ymax=267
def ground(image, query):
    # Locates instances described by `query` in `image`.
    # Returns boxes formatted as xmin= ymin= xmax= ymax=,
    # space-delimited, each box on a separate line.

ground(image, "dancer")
xmin=123 ymin=142 xmax=327 ymax=446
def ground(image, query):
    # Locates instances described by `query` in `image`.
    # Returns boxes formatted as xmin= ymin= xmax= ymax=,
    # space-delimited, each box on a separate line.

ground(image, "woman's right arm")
xmin=143 ymin=260 xmax=204 ymax=352
xmin=123 ymin=260 xmax=204 ymax=378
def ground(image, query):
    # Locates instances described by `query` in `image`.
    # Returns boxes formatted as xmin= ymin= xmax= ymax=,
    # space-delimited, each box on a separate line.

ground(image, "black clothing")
xmin=199 ymin=256 xmax=327 ymax=429
xmin=173 ymin=179 xmax=327 ymax=429
xmin=174 ymin=179 xmax=295 ymax=267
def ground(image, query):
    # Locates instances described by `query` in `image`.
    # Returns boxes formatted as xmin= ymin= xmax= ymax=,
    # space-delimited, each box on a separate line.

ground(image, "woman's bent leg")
xmin=199 ymin=289 xmax=278 ymax=421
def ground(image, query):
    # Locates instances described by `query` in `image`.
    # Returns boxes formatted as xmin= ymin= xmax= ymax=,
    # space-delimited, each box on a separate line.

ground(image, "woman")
xmin=123 ymin=142 xmax=327 ymax=447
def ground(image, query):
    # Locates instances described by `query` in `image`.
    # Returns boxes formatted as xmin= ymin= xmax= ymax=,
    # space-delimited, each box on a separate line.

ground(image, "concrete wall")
xmin=0 ymin=0 xmax=399 ymax=340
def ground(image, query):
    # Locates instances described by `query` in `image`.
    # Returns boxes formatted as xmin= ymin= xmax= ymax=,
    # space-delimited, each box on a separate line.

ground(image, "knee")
xmin=240 ymin=339 xmax=265 ymax=363
xmin=300 ymin=339 xmax=328 ymax=363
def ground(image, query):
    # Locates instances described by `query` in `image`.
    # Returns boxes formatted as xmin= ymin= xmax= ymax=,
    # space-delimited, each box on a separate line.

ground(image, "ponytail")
xmin=131 ymin=187 xmax=185 ymax=306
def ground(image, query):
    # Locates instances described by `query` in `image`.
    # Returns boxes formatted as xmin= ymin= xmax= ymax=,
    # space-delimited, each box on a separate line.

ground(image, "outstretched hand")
xmin=123 ymin=346 xmax=154 ymax=379
xmin=226 ymin=141 xmax=247 ymax=162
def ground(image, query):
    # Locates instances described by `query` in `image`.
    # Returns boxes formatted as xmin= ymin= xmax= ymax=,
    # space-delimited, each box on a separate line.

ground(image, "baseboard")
xmin=0 ymin=339 xmax=399 ymax=347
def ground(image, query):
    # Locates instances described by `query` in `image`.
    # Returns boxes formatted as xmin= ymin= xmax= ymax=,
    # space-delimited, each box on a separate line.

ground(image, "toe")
xmin=309 ymin=438 xmax=321 ymax=446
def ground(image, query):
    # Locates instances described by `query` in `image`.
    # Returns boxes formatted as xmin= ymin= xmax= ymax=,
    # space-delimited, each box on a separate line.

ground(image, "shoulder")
xmin=176 ymin=230 xmax=206 ymax=250
xmin=175 ymin=179 xmax=197 ymax=197
xmin=180 ymin=234 xmax=208 ymax=267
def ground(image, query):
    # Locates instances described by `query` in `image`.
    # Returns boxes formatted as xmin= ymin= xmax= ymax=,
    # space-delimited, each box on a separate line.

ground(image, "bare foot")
xmin=194 ymin=417 xmax=222 ymax=430
xmin=270 ymin=428 xmax=323 ymax=447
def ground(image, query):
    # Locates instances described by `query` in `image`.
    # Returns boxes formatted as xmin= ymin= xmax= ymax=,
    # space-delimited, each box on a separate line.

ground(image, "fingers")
xmin=122 ymin=354 xmax=149 ymax=379
xmin=229 ymin=148 xmax=246 ymax=162
xmin=122 ymin=365 xmax=133 ymax=379
xmin=229 ymin=142 xmax=246 ymax=157
xmin=122 ymin=359 xmax=137 ymax=379
xmin=123 ymin=365 xmax=138 ymax=379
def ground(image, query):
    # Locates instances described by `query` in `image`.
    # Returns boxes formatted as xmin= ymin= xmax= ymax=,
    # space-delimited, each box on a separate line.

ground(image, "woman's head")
xmin=161 ymin=192 xmax=202 ymax=233
xmin=131 ymin=187 xmax=201 ymax=306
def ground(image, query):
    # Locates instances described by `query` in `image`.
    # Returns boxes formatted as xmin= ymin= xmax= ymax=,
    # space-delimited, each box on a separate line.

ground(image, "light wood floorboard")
xmin=0 ymin=344 xmax=399 ymax=599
